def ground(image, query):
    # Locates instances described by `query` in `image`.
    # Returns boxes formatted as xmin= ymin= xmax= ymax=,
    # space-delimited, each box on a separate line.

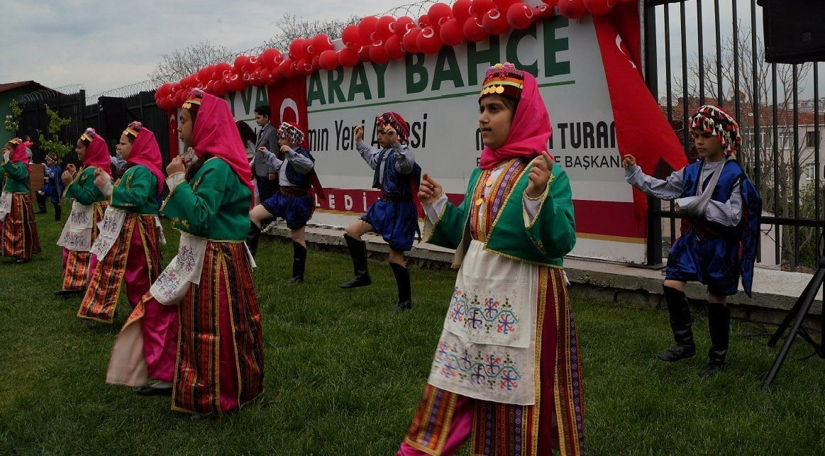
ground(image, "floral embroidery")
xmin=432 ymin=341 xmax=522 ymax=391
xmin=449 ymin=287 xmax=520 ymax=336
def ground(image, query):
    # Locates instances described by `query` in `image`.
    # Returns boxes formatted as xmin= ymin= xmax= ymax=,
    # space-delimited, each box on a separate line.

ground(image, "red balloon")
xmin=417 ymin=14 xmax=431 ymax=29
xmin=369 ymin=41 xmax=390 ymax=64
xmin=258 ymin=68 xmax=272 ymax=86
xmin=428 ymin=3 xmax=453 ymax=27
xmin=358 ymin=16 xmax=379 ymax=43
xmin=250 ymin=68 xmax=264 ymax=86
xmin=227 ymin=73 xmax=246 ymax=92
xmin=155 ymin=83 xmax=172 ymax=99
xmin=439 ymin=18 xmax=464 ymax=46
xmin=215 ymin=62 xmax=232 ymax=78
xmin=462 ymin=17 xmax=488 ymax=42
xmin=260 ymin=48 xmax=283 ymax=69
xmin=416 ymin=26 xmax=443 ymax=54
xmin=584 ymin=0 xmax=615 ymax=15
xmin=342 ymin=25 xmax=363 ymax=49
xmin=558 ymin=0 xmax=587 ymax=19
xmin=312 ymin=34 xmax=334 ymax=55
xmin=385 ymin=35 xmax=404 ymax=59
xmin=359 ymin=45 xmax=372 ymax=62
xmin=481 ymin=9 xmax=509 ymax=35
xmin=175 ymin=90 xmax=189 ymax=105
xmin=402 ymin=29 xmax=421 ymax=54
xmin=280 ymin=59 xmax=294 ymax=78
xmin=242 ymin=56 xmax=259 ymax=73
xmin=534 ymin=4 xmax=555 ymax=18
xmin=452 ymin=0 xmax=473 ymax=24
xmin=470 ymin=0 xmax=495 ymax=19
xmin=395 ymin=16 xmax=416 ymax=36
xmin=338 ymin=47 xmax=360 ymax=67
xmin=494 ymin=0 xmax=518 ymax=11
xmin=375 ymin=16 xmax=396 ymax=40
xmin=319 ymin=49 xmax=339 ymax=71
xmin=506 ymin=3 xmax=534 ymax=29
xmin=198 ymin=66 xmax=213 ymax=83
xmin=289 ymin=39 xmax=306 ymax=60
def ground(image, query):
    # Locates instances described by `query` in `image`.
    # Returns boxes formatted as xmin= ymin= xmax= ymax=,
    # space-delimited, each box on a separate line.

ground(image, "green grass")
xmin=1 ymin=207 xmax=824 ymax=455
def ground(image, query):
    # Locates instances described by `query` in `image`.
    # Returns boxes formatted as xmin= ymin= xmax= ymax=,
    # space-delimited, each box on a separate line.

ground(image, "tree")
xmin=148 ymin=41 xmax=235 ymax=86
xmin=263 ymin=13 xmax=360 ymax=52
xmin=4 ymin=99 xmax=22 ymax=135
xmin=37 ymin=104 xmax=73 ymax=159
xmin=674 ymin=26 xmax=817 ymax=270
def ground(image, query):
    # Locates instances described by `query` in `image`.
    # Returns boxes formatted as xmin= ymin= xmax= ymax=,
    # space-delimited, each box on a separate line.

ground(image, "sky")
xmin=0 ymin=0 xmax=419 ymax=97
xmin=2 ymin=0 xmax=821 ymax=100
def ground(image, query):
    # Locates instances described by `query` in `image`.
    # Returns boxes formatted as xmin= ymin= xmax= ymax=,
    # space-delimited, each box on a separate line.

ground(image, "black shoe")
xmin=340 ymin=234 xmax=371 ymax=288
xmin=390 ymin=300 xmax=412 ymax=314
xmin=657 ymin=285 xmax=695 ymax=362
xmin=285 ymin=276 xmax=304 ymax=284
xmin=657 ymin=345 xmax=696 ymax=362
xmin=14 ymin=258 xmax=30 ymax=264
xmin=136 ymin=385 xmax=173 ymax=397
xmin=699 ymin=362 xmax=727 ymax=378
xmin=54 ymin=288 xmax=85 ymax=296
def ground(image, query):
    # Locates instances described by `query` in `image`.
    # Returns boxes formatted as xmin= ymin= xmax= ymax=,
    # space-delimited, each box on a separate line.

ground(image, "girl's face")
xmin=75 ymin=139 xmax=87 ymax=161
xmin=692 ymin=128 xmax=725 ymax=162
xmin=117 ymin=135 xmax=133 ymax=161
xmin=3 ymin=145 xmax=13 ymax=156
xmin=178 ymin=109 xmax=194 ymax=147
xmin=478 ymin=95 xmax=514 ymax=150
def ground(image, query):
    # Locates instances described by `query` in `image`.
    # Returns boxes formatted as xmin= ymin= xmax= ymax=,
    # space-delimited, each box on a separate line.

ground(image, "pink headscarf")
xmin=125 ymin=123 xmax=164 ymax=195
xmin=7 ymin=139 xmax=30 ymax=172
xmin=186 ymin=90 xmax=254 ymax=198
xmin=478 ymin=71 xmax=553 ymax=170
xmin=79 ymin=128 xmax=112 ymax=176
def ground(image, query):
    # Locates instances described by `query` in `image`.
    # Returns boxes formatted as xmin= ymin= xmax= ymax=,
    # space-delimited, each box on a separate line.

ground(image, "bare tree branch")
xmin=263 ymin=13 xmax=360 ymax=52
xmin=148 ymin=41 xmax=235 ymax=86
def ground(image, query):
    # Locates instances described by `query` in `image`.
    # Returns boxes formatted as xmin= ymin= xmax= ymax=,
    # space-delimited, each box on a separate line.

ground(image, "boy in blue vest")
xmin=340 ymin=112 xmax=421 ymax=314
xmin=622 ymin=105 xmax=761 ymax=378
xmin=248 ymin=122 xmax=323 ymax=283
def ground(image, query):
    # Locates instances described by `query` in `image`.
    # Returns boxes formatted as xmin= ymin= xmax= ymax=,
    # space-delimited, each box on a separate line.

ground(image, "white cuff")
xmin=165 ymin=172 xmax=185 ymax=192
xmin=423 ymin=193 xmax=448 ymax=224
xmin=523 ymin=195 xmax=542 ymax=225
xmin=675 ymin=196 xmax=697 ymax=215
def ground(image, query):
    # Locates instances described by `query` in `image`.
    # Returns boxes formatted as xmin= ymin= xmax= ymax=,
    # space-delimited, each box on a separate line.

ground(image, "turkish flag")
xmin=267 ymin=76 xmax=309 ymax=151
xmin=594 ymin=6 xmax=688 ymax=230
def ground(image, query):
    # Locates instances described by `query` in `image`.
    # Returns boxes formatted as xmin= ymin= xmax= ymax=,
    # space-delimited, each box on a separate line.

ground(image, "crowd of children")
xmin=3 ymin=60 xmax=766 ymax=453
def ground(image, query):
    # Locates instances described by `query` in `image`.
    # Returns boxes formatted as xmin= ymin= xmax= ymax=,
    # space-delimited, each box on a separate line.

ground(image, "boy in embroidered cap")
xmin=340 ymin=111 xmax=421 ymax=315
xmin=247 ymin=121 xmax=323 ymax=284
xmin=622 ymin=104 xmax=761 ymax=378
xmin=398 ymin=63 xmax=584 ymax=455
xmin=0 ymin=138 xmax=41 ymax=263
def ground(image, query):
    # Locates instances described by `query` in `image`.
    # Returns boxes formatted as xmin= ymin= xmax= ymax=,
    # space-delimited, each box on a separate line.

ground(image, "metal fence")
xmin=644 ymin=0 xmax=823 ymax=271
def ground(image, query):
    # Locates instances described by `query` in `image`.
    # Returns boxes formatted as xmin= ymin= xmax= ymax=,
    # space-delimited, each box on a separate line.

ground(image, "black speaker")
xmin=760 ymin=0 xmax=825 ymax=64
xmin=98 ymin=96 xmax=128 ymax=138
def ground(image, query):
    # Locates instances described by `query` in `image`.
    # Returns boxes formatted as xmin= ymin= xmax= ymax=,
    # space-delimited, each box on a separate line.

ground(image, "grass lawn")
xmin=1 ymin=209 xmax=824 ymax=455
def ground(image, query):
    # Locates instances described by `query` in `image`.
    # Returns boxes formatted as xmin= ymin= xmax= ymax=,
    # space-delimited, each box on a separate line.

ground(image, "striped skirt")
xmin=77 ymin=214 xmax=161 ymax=323
xmin=172 ymin=241 xmax=264 ymax=416
xmin=0 ymin=193 xmax=41 ymax=259
xmin=400 ymin=267 xmax=585 ymax=456
xmin=61 ymin=203 xmax=105 ymax=290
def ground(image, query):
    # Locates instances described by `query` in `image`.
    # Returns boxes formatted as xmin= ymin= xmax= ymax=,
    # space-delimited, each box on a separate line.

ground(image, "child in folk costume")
xmin=340 ymin=112 xmax=421 ymax=314
xmin=38 ymin=153 xmax=64 ymax=221
xmin=77 ymin=122 xmax=164 ymax=323
xmin=247 ymin=122 xmax=323 ymax=283
xmin=55 ymin=128 xmax=111 ymax=295
xmin=398 ymin=63 xmax=584 ymax=456
xmin=108 ymin=90 xmax=264 ymax=416
xmin=0 ymin=138 xmax=41 ymax=263
xmin=623 ymin=105 xmax=761 ymax=378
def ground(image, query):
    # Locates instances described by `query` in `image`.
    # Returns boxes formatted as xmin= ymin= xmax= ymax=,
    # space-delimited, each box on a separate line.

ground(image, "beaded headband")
xmin=123 ymin=121 xmax=143 ymax=138
xmin=277 ymin=122 xmax=304 ymax=145
xmin=480 ymin=63 xmax=524 ymax=100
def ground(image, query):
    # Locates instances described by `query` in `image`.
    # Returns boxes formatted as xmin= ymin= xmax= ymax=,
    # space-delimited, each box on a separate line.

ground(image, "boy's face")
xmin=692 ymin=129 xmax=725 ymax=162
xmin=255 ymin=113 xmax=269 ymax=127
xmin=377 ymin=127 xmax=390 ymax=148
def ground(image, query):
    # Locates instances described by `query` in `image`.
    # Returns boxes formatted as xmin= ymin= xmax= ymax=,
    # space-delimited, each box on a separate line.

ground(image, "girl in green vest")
xmin=0 ymin=138 xmax=41 ymax=263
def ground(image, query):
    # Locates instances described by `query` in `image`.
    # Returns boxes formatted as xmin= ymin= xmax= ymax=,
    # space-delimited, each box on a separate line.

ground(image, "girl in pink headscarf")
xmin=54 ymin=128 xmax=112 ymax=295
xmin=0 ymin=138 xmax=41 ymax=262
xmin=77 ymin=122 xmax=164 ymax=324
xmin=397 ymin=63 xmax=585 ymax=456
xmin=108 ymin=90 xmax=263 ymax=416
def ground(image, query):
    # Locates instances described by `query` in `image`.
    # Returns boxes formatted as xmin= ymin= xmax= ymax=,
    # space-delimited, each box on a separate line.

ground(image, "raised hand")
xmin=383 ymin=126 xmax=399 ymax=145
xmin=61 ymin=165 xmax=75 ymax=187
xmin=354 ymin=125 xmax=364 ymax=143
xmin=166 ymin=156 xmax=185 ymax=176
xmin=93 ymin=168 xmax=110 ymax=189
xmin=280 ymin=145 xmax=290 ymax=154
xmin=418 ymin=172 xmax=443 ymax=205
xmin=525 ymin=151 xmax=554 ymax=199
xmin=621 ymin=154 xmax=637 ymax=169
